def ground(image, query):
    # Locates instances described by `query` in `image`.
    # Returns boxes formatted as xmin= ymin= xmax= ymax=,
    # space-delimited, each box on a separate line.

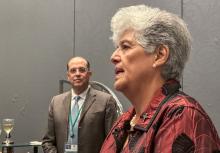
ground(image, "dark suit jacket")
xmin=42 ymin=87 xmax=118 ymax=153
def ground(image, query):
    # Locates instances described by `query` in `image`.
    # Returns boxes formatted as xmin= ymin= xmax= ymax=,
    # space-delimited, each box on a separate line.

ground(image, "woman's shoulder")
xmin=167 ymin=91 xmax=203 ymax=110
xmin=164 ymin=91 xmax=211 ymax=121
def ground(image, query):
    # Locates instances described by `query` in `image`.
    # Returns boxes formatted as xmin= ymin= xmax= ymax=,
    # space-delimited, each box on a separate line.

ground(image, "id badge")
xmin=64 ymin=143 xmax=78 ymax=153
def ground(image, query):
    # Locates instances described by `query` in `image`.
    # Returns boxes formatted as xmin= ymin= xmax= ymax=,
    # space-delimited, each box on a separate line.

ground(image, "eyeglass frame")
xmin=68 ymin=67 xmax=89 ymax=74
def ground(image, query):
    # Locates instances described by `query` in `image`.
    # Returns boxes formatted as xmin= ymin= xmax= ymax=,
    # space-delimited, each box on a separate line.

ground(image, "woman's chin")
xmin=114 ymin=80 xmax=126 ymax=91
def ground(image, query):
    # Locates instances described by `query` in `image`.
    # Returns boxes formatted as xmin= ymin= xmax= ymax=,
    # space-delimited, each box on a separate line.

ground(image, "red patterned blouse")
xmin=100 ymin=80 xmax=220 ymax=153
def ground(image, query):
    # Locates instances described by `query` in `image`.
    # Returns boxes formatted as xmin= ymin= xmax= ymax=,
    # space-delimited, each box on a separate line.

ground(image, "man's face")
xmin=67 ymin=57 xmax=91 ymax=94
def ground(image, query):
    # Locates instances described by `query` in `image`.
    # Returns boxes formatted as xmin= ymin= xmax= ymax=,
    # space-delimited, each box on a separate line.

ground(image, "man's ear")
xmin=66 ymin=72 xmax=70 ymax=81
xmin=153 ymin=45 xmax=169 ymax=67
xmin=88 ymin=71 xmax=92 ymax=77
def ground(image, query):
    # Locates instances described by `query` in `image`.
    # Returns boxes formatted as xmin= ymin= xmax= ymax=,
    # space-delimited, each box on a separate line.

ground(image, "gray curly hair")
xmin=111 ymin=5 xmax=192 ymax=80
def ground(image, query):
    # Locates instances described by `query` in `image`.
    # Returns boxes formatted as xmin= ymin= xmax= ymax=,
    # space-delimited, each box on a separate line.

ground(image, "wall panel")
xmin=0 ymin=0 xmax=74 ymax=152
xmin=74 ymin=0 xmax=181 ymax=110
xmin=1 ymin=0 xmax=219 ymax=152
xmin=183 ymin=0 xmax=220 ymax=133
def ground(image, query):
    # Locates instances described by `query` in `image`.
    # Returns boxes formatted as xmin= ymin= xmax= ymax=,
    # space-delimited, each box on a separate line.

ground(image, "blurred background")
xmin=0 ymin=0 xmax=220 ymax=152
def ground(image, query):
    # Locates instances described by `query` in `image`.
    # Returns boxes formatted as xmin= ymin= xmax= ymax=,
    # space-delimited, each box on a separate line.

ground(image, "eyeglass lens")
xmin=69 ymin=67 xmax=87 ymax=73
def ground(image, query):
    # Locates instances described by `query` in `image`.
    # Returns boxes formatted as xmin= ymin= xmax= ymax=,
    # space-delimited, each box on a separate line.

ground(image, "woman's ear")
xmin=153 ymin=45 xmax=169 ymax=67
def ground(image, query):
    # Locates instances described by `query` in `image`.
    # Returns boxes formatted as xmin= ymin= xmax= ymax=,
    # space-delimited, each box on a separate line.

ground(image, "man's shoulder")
xmin=89 ymin=87 xmax=112 ymax=98
xmin=52 ymin=91 xmax=71 ymax=102
xmin=55 ymin=90 xmax=70 ymax=97
xmin=88 ymin=87 xmax=117 ymax=105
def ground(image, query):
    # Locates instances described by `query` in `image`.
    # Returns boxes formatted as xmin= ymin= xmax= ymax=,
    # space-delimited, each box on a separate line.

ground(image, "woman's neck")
xmin=127 ymin=78 xmax=165 ymax=116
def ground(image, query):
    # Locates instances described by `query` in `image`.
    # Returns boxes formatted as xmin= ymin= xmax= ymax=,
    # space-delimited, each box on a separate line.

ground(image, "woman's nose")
xmin=110 ymin=49 xmax=120 ymax=65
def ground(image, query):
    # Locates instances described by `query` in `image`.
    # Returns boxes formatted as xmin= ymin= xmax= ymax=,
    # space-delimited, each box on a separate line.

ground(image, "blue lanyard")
xmin=69 ymin=104 xmax=83 ymax=134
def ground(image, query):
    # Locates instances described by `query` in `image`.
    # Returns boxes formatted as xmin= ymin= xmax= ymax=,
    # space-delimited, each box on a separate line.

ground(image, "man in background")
xmin=42 ymin=56 xmax=118 ymax=153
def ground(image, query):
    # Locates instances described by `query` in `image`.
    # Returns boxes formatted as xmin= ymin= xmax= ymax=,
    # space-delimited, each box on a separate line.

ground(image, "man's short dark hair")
xmin=66 ymin=57 xmax=90 ymax=71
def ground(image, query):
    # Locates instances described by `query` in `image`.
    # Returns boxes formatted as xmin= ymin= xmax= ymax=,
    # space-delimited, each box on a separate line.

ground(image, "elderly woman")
xmin=100 ymin=5 xmax=220 ymax=153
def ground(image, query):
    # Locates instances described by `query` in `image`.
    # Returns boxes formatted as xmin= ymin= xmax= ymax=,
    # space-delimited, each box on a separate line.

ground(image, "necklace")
xmin=130 ymin=115 xmax=137 ymax=130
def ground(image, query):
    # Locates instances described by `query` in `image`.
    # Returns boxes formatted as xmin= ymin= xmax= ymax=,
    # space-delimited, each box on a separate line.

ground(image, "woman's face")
xmin=111 ymin=30 xmax=156 ymax=93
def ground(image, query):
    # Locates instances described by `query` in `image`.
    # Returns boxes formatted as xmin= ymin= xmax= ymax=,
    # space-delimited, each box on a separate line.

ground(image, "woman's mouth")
xmin=115 ymin=67 xmax=124 ymax=79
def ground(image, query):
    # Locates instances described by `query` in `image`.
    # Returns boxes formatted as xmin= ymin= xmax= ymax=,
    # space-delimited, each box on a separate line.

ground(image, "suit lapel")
xmin=79 ymin=88 xmax=96 ymax=122
xmin=63 ymin=91 xmax=72 ymax=124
